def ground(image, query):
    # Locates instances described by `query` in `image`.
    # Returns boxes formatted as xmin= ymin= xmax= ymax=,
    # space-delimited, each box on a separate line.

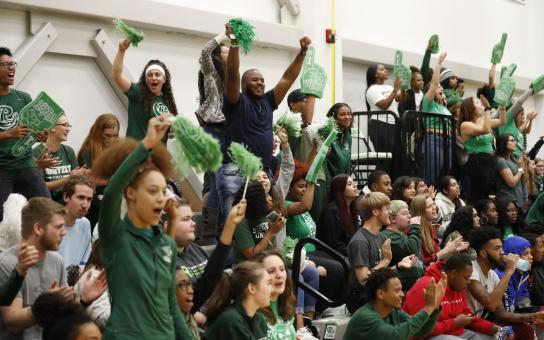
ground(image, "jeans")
xmin=421 ymin=134 xmax=452 ymax=185
xmin=291 ymin=266 xmax=319 ymax=314
xmin=202 ymin=123 xmax=227 ymax=210
xmin=215 ymin=163 xmax=244 ymax=238
xmin=0 ymin=167 xmax=50 ymax=217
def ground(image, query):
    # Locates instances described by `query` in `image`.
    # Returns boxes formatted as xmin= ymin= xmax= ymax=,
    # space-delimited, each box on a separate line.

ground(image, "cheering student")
xmin=112 ymin=40 xmax=177 ymax=142
xmin=92 ymin=116 xmax=193 ymax=339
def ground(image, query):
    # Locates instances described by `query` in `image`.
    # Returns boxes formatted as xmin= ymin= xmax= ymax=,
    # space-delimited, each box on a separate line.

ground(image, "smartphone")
xmin=266 ymin=211 xmax=280 ymax=223
xmin=470 ymin=309 xmax=484 ymax=317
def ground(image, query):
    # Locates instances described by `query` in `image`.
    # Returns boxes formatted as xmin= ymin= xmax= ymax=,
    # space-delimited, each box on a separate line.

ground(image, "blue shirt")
xmin=223 ymin=90 xmax=277 ymax=169
xmin=58 ymin=217 xmax=92 ymax=269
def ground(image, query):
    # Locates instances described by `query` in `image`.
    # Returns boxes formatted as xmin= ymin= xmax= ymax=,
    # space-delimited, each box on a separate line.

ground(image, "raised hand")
xmin=80 ymin=270 xmax=108 ymax=306
xmin=479 ymin=95 xmax=491 ymax=110
xmin=527 ymin=111 xmax=538 ymax=121
xmin=276 ymin=127 xmax=288 ymax=145
xmin=225 ymin=23 xmax=233 ymax=39
xmin=268 ymin=214 xmax=286 ymax=234
xmin=118 ymin=39 xmax=130 ymax=53
xmin=438 ymin=52 xmax=447 ymax=65
xmin=398 ymin=255 xmax=416 ymax=270
xmin=299 ymin=36 xmax=311 ymax=54
xmin=49 ymin=280 xmax=75 ymax=301
xmin=143 ymin=115 xmax=170 ymax=149
xmin=423 ymin=278 xmax=438 ymax=313
xmin=393 ymin=77 xmax=401 ymax=92
xmin=381 ymin=239 xmax=393 ymax=262
xmin=35 ymin=149 xmax=60 ymax=169
xmin=15 ymin=242 xmax=39 ymax=276
xmin=410 ymin=216 xmax=421 ymax=225
xmin=226 ymin=199 xmax=247 ymax=226
xmin=504 ymin=253 xmax=519 ymax=274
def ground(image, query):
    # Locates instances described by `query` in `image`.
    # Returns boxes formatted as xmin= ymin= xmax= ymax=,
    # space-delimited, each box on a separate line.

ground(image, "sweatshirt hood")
xmin=424 ymin=261 xmax=446 ymax=282
xmin=435 ymin=192 xmax=455 ymax=207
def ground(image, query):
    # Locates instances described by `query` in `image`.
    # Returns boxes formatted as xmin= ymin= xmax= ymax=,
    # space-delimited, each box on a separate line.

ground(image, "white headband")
xmin=145 ymin=64 xmax=165 ymax=76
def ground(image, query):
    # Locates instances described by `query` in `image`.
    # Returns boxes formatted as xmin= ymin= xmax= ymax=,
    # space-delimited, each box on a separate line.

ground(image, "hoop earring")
xmin=480 ymin=216 xmax=488 ymax=225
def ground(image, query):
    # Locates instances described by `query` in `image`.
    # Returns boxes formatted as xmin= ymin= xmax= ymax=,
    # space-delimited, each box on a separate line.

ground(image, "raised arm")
xmin=426 ymin=53 xmax=447 ymax=103
xmin=286 ymin=183 xmax=315 ymax=217
xmin=460 ymin=104 xmax=492 ymax=138
xmin=112 ymin=40 xmax=132 ymax=93
xmin=301 ymin=95 xmax=316 ymax=125
xmin=274 ymin=37 xmax=311 ymax=106
xmin=274 ymin=128 xmax=295 ymax=199
xmin=420 ymin=40 xmax=432 ymax=85
xmin=224 ymin=34 xmax=241 ymax=104
xmin=490 ymin=105 xmax=506 ymax=129
xmin=488 ymin=64 xmax=497 ymax=89
xmin=521 ymin=111 xmax=537 ymax=134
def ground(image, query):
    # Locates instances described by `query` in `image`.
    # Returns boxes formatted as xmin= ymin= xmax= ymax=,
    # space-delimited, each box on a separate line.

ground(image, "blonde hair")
xmin=410 ymin=195 xmax=434 ymax=255
xmin=390 ymin=200 xmax=408 ymax=216
xmin=359 ymin=192 xmax=390 ymax=221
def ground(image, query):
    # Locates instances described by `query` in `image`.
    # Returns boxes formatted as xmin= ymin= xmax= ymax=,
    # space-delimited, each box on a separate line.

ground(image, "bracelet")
xmin=231 ymin=44 xmax=239 ymax=48
xmin=518 ymin=168 xmax=525 ymax=174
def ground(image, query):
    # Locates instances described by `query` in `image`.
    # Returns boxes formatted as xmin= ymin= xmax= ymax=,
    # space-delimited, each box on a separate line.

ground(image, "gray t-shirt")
xmin=347 ymin=227 xmax=386 ymax=291
xmin=0 ymin=245 xmax=67 ymax=340
xmin=495 ymin=157 xmax=523 ymax=207
xmin=467 ymin=260 xmax=500 ymax=318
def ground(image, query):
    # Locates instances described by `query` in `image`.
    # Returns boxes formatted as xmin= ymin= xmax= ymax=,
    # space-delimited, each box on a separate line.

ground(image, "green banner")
xmin=11 ymin=92 xmax=64 ymax=157
xmin=394 ymin=50 xmax=412 ymax=90
xmin=300 ymin=47 xmax=327 ymax=98
xmin=306 ymin=127 xmax=338 ymax=184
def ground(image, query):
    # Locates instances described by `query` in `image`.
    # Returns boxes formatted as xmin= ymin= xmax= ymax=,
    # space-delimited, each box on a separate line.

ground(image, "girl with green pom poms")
xmin=113 ymin=38 xmax=177 ymax=144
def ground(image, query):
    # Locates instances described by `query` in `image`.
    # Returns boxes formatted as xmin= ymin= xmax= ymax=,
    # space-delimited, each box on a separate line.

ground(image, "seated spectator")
xmin=0 ymin=242 xmax=38 ymax=307
xmin=442 ymin=206 xmax=481 ymax=260
xmin=403 ymin=253 xmax=501 ymax=339
xmin=458 ymin=96 xmax=506 ymax=203
xmin=78 ymin=113 xmax=119 ymax=231
xmin=495 ymin=134 xmax=525 ymax=208
xmin=346 ymin=192 xmax=415 ymax=314
xmin=167 ymin=196 xmax=246 ymax=317
xmin=410 ymin=195 xmax=466 ymax=266
xmin=474 ymin=199 xmax=498 ymax=228
xmin=343 ymin=268 xmax=442 ymax=339
xmin=361 ymin=170 xmax=392 ymax=197
xmin=391 ymin=176 xmax=416 ymax=205
xmin=58 ymin=176 xmax=94 ymax=284
xmin=435 ymin=175 xmax=465 ymax=237
xmin=381 ymin=200 xmax=424 ymax=291
xmin=205 ymin=261 xmax=270 ymax=339
xmin=467 ymin=227 xmax=542 ymax=339
xmin=521 ymin=224 xmax=544 ymax=306
xmin=496 ymin=197 xmax=525 ymax=240
xmin=494 ymin=236 xmax=535 ymax=312
xmin=174 ymin=270 xmax=200 ymax=340
xmin=317 ymin=174 xmax=359 ymax=257
xmin=0 ymin=198 xmax=93 ymax=339
xmin=526 ymin=191 xmax=544 ymax=226
xmin=255 ymin=251 xmax=298 ymax=339
xmin=31 ymin=292 xmax=102 ymax=340
xmin=414 ymin=177 xmax=437 ymax=198
xmin=32 ymin=114 xmax=87 ymax=203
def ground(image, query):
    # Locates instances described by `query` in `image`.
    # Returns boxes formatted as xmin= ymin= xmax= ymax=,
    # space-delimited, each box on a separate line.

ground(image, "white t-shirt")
xmin=467 ymin=260 xmax=501 ymax=317
xmin=366 ymin=84 xmax=399 ymax=124
xmin=58 ymin=217 xmax=92 ymax=270
xmin=414 ymin=91 xmax=424 ymax=111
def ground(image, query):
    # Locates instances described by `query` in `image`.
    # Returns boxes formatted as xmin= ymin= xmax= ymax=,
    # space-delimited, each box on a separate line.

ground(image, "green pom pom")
xmin=317 ymin=117 xmax=338 ymax=141
xmin=113 ymin=18 xmax=144 ymax=47
xmin=228 ymin=17 xmax=256 ymax=55
xmin=274 ymin=112 xmax=302 ymax=138
xmin=229 ymin=142 xmax=262 ymax=180
xmin=279 ymin=237 xmax=299 ymax=267
xmin=445 ymin=89 xmax=462 ymax=107
xmin=429 ymin=34 xmax=439 ymax=54
xmin=171 ymin=117 xmax=223 ymax=177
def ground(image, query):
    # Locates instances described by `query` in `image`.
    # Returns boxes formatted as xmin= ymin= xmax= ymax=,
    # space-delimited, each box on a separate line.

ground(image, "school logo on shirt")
xmin=153 ymin=102 xmax=169 ymax=117
xmin=161 ymin=246 xmax=172 ymax=264
xmin=252 ymin=222 xmax=269 ymax=240
xmin=0 ymin=105 xmax=19 ymax=130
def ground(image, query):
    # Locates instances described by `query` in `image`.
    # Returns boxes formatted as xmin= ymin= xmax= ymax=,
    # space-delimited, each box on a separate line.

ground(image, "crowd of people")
xmin=0 ymin=21 xmax=544 ymax=340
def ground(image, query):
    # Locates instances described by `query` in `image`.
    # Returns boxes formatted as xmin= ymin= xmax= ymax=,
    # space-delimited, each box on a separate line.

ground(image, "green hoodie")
xmin=206 ymin=304 xmax=267 ymax=340
xmin=343 ymin=303 xmax=440 ymax=339
xmin=98 ymin=143 xmax=193 ymax=340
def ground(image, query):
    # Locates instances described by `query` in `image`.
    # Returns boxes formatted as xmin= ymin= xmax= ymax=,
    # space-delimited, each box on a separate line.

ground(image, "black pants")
xmin=308 ymin=250 xmax=347 ymax=312
xmin=464 ymin=153 xmax=497 ymax=204
xmin=368 ymin=119 xmax=401 ymax=177
xmin=0 ymin=167 xmax=50 ymax=217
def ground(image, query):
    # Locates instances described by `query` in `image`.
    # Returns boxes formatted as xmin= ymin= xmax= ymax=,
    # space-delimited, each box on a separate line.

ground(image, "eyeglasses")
xmin=0 ymin=61 xmax=17 ymax=68
xmin=56 ymin=123 xmax=72 ymax=128
xmin=176 ymin=280 xmax=192 ymax=290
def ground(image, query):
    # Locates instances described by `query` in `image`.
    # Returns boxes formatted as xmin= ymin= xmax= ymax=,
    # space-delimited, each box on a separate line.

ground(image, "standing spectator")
xmin=381 ymin=200 xmax=424 ymax=291
xmin=474 ymin=199 xmax=498 ymax=228
xmin=346 ymin=192 xmax=415 ymax=313
xmin=391 ymin=176 xmax=416 ymax=205
xmin=215 ymin=35 xmax=311 ymax=234
xmin=361 ymin=169 xmax=393 ymax=197
xmin=398 ymin=66 xmax=424 ymax=114
xmin=317 ymin=175 xmax=359 ymax=257
xmin=112 ymin=40 xmax=177 ymax=142
xmin=458 ymin=96 xmax=506 ymax=203
xmin=498 ymin=106 xmax=537 ymax=159
xmin=32 ymin=114 xmax=87 ymax=203
xmin=0 ymin=47 xmax=50 ymax=217
xmin=495 ymin=134 xmax=526 ymax=208
xmin=403 ymin=253 xmax=500 ymax=340
xmin=439 ymin=68 xmax=458 ymax=91
xmin=0 ymin=197 xmax=70 ymax=340
xmin=78 ymin=114 xmax=120 ymax=231
xmin=435 ymin=175 xmax=465 ymax=237
xmin=58 ymin=176 xmax=94 ymax=284
xmin=205 ymin=261 xmax=271 ymax=339
xmin=92 ymin=117 xmax=193 ymax=339
xmin=342 ymin=268 xmax=443 ymax=339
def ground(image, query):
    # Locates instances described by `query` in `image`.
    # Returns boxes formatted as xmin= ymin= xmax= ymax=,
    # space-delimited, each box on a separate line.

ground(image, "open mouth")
xmin=7 ymin=72 xmax=14 ymax=80
xmin=153 ymin=208 xmax=162 ymax=218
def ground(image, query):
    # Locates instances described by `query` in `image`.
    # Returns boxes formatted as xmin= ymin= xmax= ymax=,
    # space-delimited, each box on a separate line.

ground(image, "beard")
xmin=487 ymin=252 xmax=505 ymax=271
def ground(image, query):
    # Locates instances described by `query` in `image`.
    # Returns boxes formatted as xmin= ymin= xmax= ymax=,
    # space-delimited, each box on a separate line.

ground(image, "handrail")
xmin=291 ymin=238 xmax=350 ymax=307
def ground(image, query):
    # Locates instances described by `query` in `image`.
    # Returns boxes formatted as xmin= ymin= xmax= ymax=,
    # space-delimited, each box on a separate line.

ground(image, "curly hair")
xmin=138 ymin=59 xmax=178 ymax=117
xmin=441 ymin=206 xmax=476 ymax=247
xmin=233 ymin=181 xmax=269 ymax=225
xmin=254 ymin=250 xmax=296 ymax=323
xmin=92 ymin=138 xmax=173 ymax=190
xmin=366 ymin=268 xmax=399 ymax=301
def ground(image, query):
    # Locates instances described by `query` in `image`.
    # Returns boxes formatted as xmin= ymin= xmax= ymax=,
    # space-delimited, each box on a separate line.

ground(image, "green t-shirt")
xmin=32 ymin=143 xmax=78 ymax=202
xmin=503 ymin=226 xmax=514 ymax=240
xmin=284 ymin=200 xmax=317 ymax=252
xmin=325 ymin=129 xmax=352 ymax=182
xmin=234 ymin=217 xmax=274 ymax=263
xmin=267 ymin=300 xmax=296 ymax=340
xmin=0 ymin=90 xmax=34 ymax=169
xmin=464 ymin=133 xmax=494 ymax=154
xmin=498 ymin=111 xmax=524 ymax=157
xmin=421 ymin=96 xmax=451 ymax=130
xmin=125 ymin=83 xmax=170 ymax=141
